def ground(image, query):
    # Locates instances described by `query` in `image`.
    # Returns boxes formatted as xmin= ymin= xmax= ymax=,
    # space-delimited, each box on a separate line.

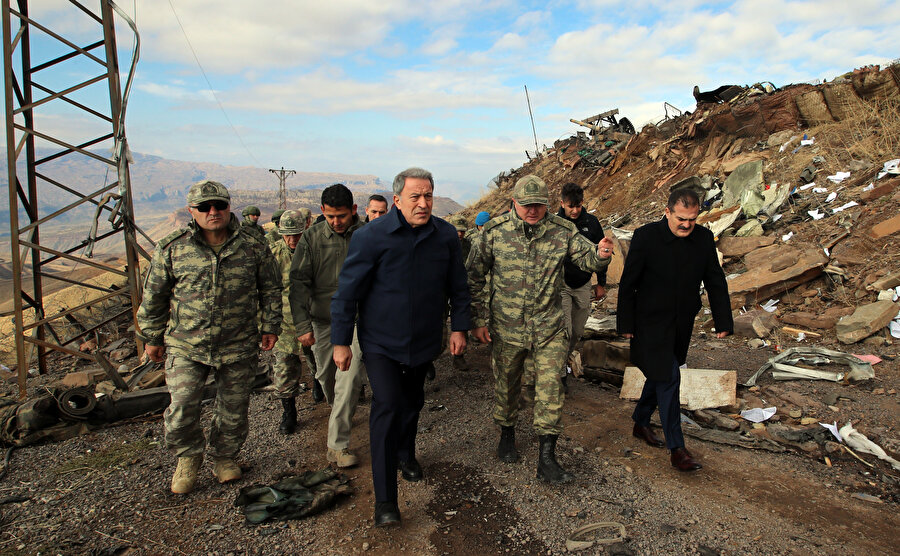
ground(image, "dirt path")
xmin=1 ymin=339 xmax=898 ymax=555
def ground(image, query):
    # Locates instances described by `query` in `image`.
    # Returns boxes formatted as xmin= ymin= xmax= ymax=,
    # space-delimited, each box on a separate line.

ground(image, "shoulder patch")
xmin=158 ymin=227 xmax=190 ymax=249
xmin=483 ymin=213 xmax=510 ymax=232
xmin=547 ymin=213 xmax=577 ymax=232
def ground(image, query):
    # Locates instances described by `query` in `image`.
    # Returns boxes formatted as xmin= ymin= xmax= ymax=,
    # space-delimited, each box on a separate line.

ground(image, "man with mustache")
xmin=137 ymin=180 xmax=282 ymax=494
xmin=617 ymin=188 xmax=733 ymax=472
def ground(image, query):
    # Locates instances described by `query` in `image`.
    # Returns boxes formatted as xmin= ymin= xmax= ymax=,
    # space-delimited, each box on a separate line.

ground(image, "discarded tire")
xmin=57 ymin=387 xmax=97 ymax=420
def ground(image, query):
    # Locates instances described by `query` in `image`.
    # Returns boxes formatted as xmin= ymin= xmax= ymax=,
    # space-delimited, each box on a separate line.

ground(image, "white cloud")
xmin=492 ymin=32 xmax=528 ymax=51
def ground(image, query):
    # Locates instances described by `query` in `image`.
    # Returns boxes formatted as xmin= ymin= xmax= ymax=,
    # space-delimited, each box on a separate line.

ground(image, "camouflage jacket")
xmin=289 ymin=217 xmax=362 ymax=335
xmin=463 ymin=227 xmax=482 ymax=269
xmin=266 ymin=227 xmax=281 ymax=245
xmin=136 ymin=214 xmax=282 ymax=366
xmin=271 ymin=239 xmax=302 ymax=354
xmin=467 ymin=211 xmax=609 ymax=347
xmin=241 ymin=217 xmax=268 ymax=245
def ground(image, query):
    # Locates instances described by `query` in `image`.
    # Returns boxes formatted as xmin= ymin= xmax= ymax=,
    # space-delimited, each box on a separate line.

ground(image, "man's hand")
xmin=473 ymin=326 xmax=492 ymax=344
xmin=297 ymin=332 xmax=315 ymax=347
xmin=449 ymin=331 xmax=467 ymax=355
xmin=598 ymin=237 xmax=615 ymax=259
xmin=592 ymin=284 xmax=606 ymax=300
xmin=716 ymin=331 xmax=731 ymax=339
xmin=145 ymin=344 xmax=166 ymax=362
xmin=333 ymin=345 xmax=352 ymax=371
xmin=260 ymin=334 xmax=277 ymax=351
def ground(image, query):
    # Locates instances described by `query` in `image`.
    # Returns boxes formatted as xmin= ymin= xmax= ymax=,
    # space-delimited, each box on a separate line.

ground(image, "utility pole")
xmin=269 ymin=167 xmax=296 ymax=210
xmin=524 ymin=85 xmax=539 ymax=156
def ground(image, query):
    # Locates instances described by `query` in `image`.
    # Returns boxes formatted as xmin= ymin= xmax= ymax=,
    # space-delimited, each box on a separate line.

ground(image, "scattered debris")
xmin=839 ymin=423 xmax=900 ymax=471
xmin=621 ymin=367 xmax=736 ymax=410
xmin=744 ymin=347 xmax=874 ymax=387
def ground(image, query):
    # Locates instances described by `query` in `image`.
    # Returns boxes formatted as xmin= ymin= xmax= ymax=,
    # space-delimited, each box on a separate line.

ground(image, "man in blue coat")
xmin=617 ymin=188 xmax=733 ymax=472
xmin=331 ymin=167 xmax=471 ymax=527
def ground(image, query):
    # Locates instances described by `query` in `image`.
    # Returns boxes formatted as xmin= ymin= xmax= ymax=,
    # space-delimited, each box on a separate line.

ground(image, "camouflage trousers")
xmin=164 ymin=355 xmax=255 ymax=459
xmin=562 ymin=282 xmax=592 ymax=359
xmin=311 ymin=321 xmax=363 ymax=451
xmin=492 ymin=332 xmax=567 ymax=436
xmin=272 ymin=345 xmax=317 ymax=398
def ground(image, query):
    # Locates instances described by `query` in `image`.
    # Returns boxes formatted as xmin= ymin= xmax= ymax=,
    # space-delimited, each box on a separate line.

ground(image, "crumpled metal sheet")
xmin=744 ymin=346 xmax=874 ymax=387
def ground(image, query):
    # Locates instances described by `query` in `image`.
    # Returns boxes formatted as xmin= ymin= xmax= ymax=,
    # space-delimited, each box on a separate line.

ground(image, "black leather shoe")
xmin=311 ymin=380 xmax=324 ymax=403
xmin=632 ymin=423 xmax=665 ymax=448
xmin=374 ymin=502 xmax=401 ymax=527
xmin=398 ymin=458 xmax=423 ymax=482
xmin=671 ymin=447 xmax=702 ymax=472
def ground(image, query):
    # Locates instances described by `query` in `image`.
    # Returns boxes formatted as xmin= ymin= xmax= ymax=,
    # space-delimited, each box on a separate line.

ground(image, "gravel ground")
xmin=1 ymin=335 xmax=898 ymax=555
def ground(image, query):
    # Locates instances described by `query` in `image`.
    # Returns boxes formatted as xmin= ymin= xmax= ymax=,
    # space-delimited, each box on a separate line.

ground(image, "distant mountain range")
xmin=0 ymin=149 xmax=463 ymax=253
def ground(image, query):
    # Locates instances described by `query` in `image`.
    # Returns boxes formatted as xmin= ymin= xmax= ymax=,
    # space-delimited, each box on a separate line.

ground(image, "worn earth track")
xmin=0 ymin=338 xmax=898 ymax=554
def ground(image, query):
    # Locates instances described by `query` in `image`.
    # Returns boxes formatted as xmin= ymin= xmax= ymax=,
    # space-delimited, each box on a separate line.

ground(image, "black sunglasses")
xmin=191 ymin=200 xmax=229 ymax=212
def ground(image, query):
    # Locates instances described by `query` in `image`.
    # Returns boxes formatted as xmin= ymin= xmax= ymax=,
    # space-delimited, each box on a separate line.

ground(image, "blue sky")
xmin=18 ymin=0 xmax=900 ymax=201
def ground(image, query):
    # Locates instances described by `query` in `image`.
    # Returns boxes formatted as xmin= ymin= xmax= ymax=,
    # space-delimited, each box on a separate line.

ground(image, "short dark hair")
xmin=321 ymin=183 xmax=354 ymax=209
xmin=560 ymin=182 xmax=583 ymax=205
xmin=667 ymin=188 xmax=701 ymax=210
xmin=367 ymin=194 xmax=387 ymax=206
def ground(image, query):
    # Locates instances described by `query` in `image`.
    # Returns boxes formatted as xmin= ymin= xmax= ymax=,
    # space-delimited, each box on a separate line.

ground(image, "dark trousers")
xmin=632 ymin=358 xmax=684 ymax=450
xmin=364 ymin=352 xmax=429 ymax=503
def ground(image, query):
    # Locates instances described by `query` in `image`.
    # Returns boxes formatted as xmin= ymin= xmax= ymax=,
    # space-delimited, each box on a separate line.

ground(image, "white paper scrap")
xmin=825 ymin=191 xmax=837 ymax=203
xmin=800 ymin=138 xmax=815 ymax=146
xmin=832 ymin=201 xmax=859 ymax=214
xmin=813 ymin=187 xmax=828 ymax=193
xmin=761 ymin=299 xmax=779 ymax=312
xmin=820 ymin=421 xmax=842 ymax=443
xmin=827 ymin=172 xmax=851 ymax=183
xmin=782 ymin=231 xmax=793 ymax=242
xmin=862 ymin=183 xmax=874 ymax=192
xmin=772 ymin=214 xmax=783 ymax=222
xmin=798 ymin=183 xmax=816 ymax=191
xmin=891 ymin=320 xmax=900 ymax=339
xmin=808 ymin=209 xmax=825 ymax=220
xmin=740 ymin=407 xmax=777 ymax=423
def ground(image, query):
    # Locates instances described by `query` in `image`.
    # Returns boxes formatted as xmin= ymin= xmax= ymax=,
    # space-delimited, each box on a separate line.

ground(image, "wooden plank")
xmin=620 ymin=366 xmax=737 ymax=410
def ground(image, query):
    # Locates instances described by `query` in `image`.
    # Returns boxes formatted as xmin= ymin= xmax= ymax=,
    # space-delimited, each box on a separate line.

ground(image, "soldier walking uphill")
xmin=290 ymin=184 xmax=365 ymax=468
xmin=468 ymin=175 xmax=614 ymax=483
xmin=136 ymin=180 xmax=282 ymax=494
xmin=270 ymin=210 xmax=318 ymax=434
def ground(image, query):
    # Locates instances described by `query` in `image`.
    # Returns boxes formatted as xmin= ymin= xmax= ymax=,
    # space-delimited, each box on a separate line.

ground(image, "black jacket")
xmin=558 ymin=207 xmax=607 ymax=288
xmin=331 ymin=207 xmax=472 ymax=367
xmin=616 ymin=217 xmax=733 ymax=381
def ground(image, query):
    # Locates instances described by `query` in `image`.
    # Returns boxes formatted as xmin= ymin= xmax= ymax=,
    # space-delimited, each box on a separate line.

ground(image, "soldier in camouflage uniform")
xmin=137 ymin=180 xmax=282 ymax=495
xmin=468 ymin=175 xmax=614 ymax=483
xmin=270 ymin=210 xmax=318 ymax=434
xmin=290 ymin=184 xmax=365 ymax=468
xmin=240 ymin=205 xmax=267 ymax=245
xmin=266 ymin=209 xmax=287 ymax=245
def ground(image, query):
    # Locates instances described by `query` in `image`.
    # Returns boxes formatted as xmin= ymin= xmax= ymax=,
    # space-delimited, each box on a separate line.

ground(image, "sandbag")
xmin=795 ymin=90 xmax=835 ymax=126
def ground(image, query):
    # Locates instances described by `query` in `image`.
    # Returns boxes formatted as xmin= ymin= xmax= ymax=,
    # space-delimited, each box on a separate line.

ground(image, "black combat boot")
xmin=537 ymin=435 xmax=573 ymax=484
xmin=278 ymin=397 xmax=297 ymax=434
xmin=560 ymin=375 xmax=569 ymax=395
xmin=311 ymin=380 xmax=324 ymax=403
xmin=497 ymin=426 xmax=519 ymax=463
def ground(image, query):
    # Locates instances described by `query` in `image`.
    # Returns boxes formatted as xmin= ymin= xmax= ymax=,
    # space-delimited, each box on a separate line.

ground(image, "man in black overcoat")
xmin=616 ymin=188 xmax=733 ymax=471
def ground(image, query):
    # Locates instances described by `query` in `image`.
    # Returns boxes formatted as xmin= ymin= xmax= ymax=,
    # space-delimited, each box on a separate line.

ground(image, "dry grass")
xmin=816 ymin=97 xmax=900 ymax=169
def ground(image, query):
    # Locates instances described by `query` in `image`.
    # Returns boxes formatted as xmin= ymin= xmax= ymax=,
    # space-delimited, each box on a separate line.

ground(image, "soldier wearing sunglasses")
xmin=137 ymin=179 xmax=282 ymax=495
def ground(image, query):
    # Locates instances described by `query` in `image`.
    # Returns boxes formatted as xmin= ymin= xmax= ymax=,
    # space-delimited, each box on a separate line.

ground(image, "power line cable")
xmin=165 ymin=0 xmax=262 ymax=167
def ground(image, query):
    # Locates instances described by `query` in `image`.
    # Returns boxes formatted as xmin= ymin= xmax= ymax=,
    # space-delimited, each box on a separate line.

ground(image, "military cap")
xmin=187 ymin=180 xmax=230 ymax=205
xmin=278 ymin=210 xmax=305 ymax=235
xmin=296 ymin=207 xmax=312 ymax=223
xmin=241 ymin=205 xmax=261 ymax=217
xmin=513 ymin=174 xmax=548 ymax=206
xmin=449 ymin=215 xmax=468 ymax=232
xmin=271 ymin=209 xmax=287 ymax=223
xmin=475 ymin=211 xmax=490 ymax=226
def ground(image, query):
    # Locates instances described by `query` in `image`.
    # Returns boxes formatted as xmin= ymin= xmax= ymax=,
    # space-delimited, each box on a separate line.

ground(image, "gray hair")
xmin=392 ymin=167 xmax=434 ymax=197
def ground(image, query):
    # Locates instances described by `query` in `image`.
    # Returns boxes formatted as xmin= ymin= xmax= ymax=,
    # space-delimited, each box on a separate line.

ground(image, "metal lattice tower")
xmin=269 ymin=167 xmax=296 ymax=210
xmin=3 ymin=0 xmax=146 ymax=398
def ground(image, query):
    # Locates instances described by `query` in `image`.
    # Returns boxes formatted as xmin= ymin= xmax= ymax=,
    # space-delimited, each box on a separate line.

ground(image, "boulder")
xmin=717 ymin=235 xmax=776 ymax=258
xmin=836 ymin=300 xmax=900 ymax=344
xmin=733 ymin=310 xmax=778 ymax=338
xmin=722 ymin=160 xmax=764 ymax=209
xmin=869 ymin=213 xmax=900 ymax=239
xmin=727 ymin=248 xmax=828 ymax=309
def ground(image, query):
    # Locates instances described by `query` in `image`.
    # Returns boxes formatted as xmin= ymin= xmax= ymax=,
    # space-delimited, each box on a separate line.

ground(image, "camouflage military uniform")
xmin=468 ymin=208 xmax=608 ymax=435
xmin=137 ymin=213 xmax=282 ymax=459
xmin=241 ymin=218 xmax=267 ymax=244
xmin=271 ymin=237 xmax=317 ymax=398
xmin=266 ymin=209 xmax=287 ymax=246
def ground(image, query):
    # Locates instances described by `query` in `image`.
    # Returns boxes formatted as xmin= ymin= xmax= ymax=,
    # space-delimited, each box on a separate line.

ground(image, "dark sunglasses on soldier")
xmin=191 ymin=200 xmax=229 ymax=212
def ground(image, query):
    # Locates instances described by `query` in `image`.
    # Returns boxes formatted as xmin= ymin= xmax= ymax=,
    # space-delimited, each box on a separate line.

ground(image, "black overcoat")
xmin=616 ymin=217 xmax=733 ymax=381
